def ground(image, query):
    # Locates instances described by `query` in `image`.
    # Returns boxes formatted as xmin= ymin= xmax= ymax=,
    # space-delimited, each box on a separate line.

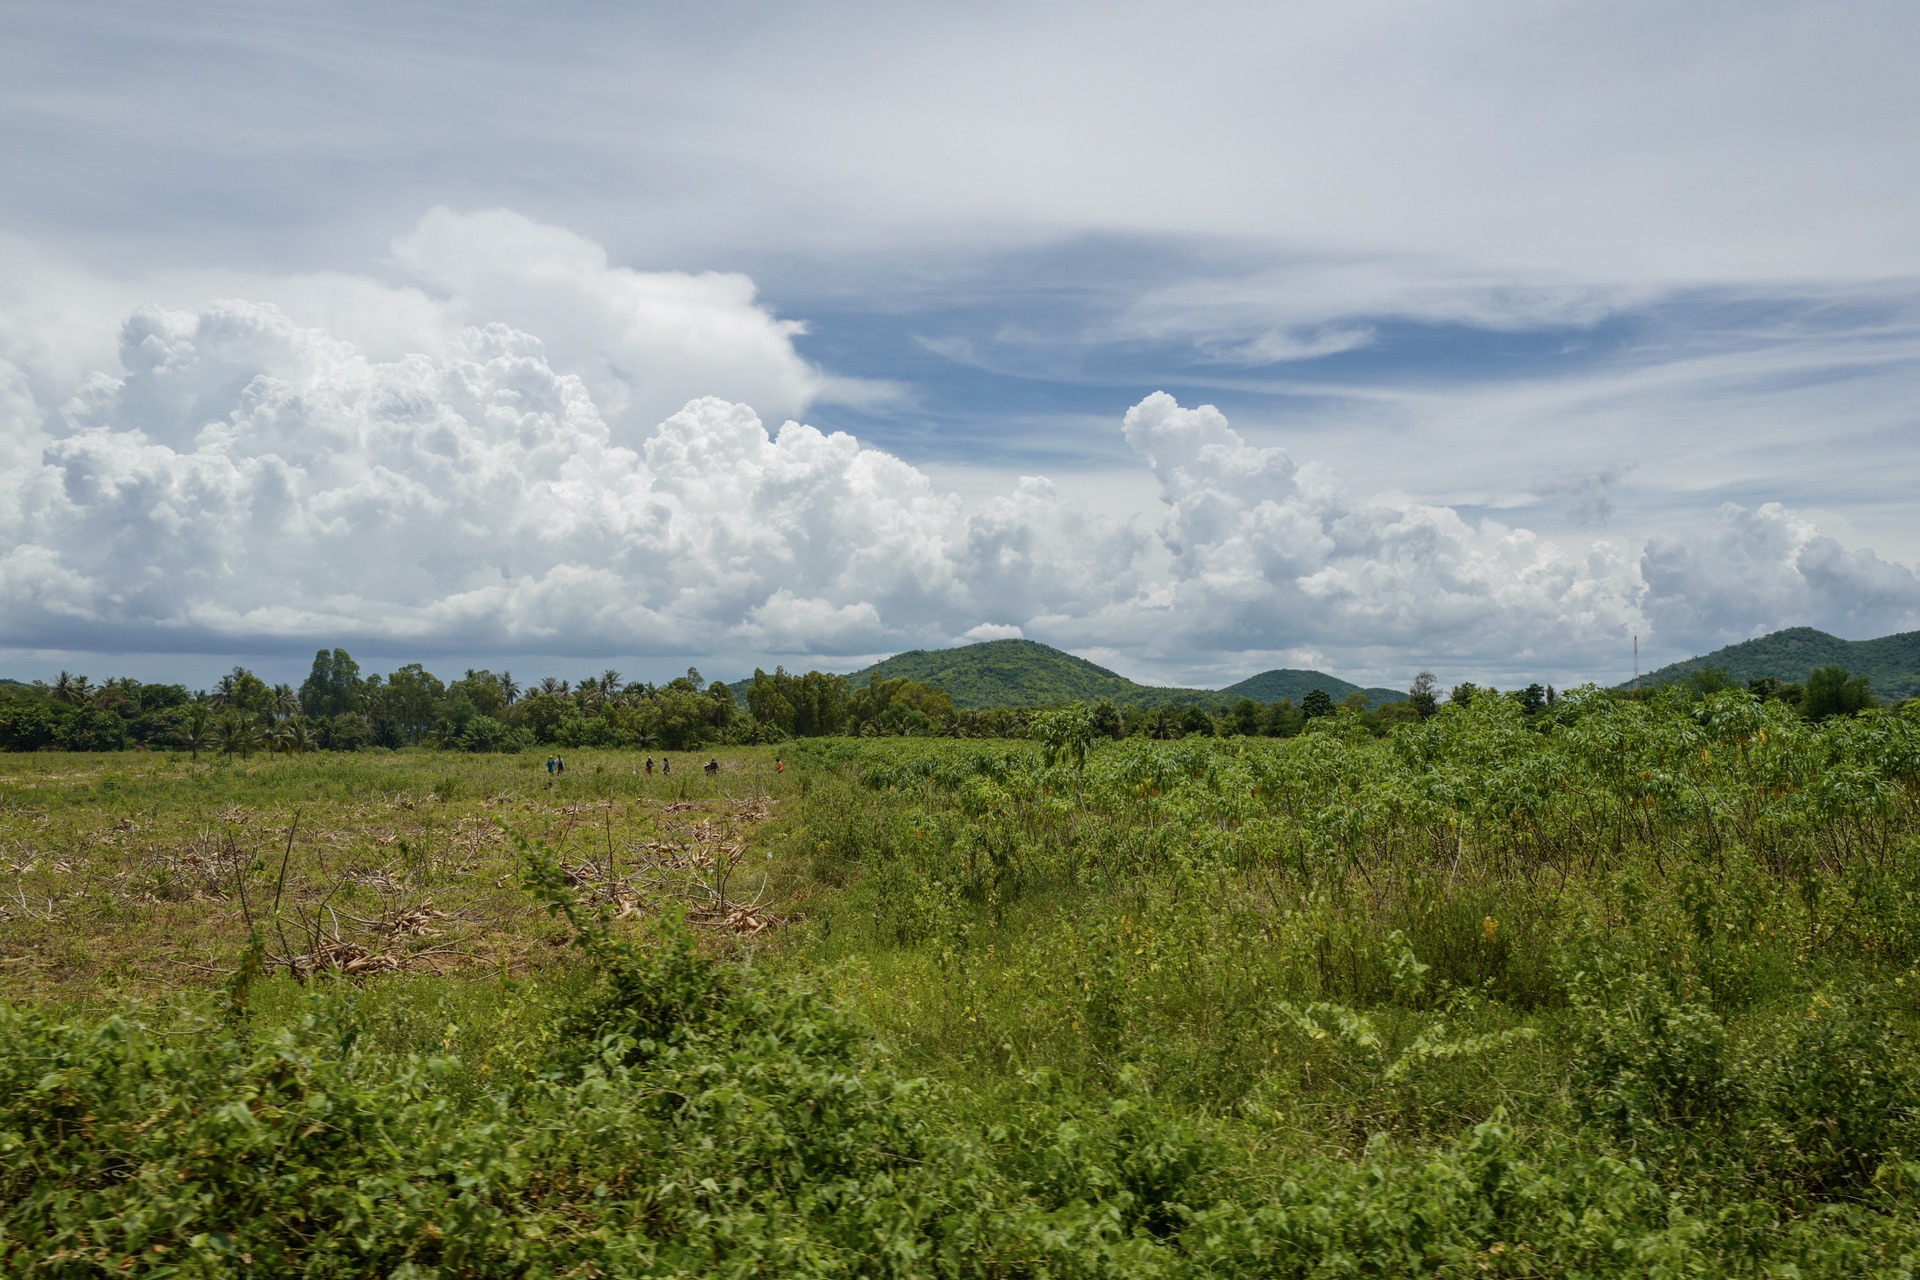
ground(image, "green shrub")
xmin=1747 ymin=995 xmax=1920 ymax=1197
xmin=1570 ymin=970 xmax=1740 ymax=1152
xmin=0 ymin=699 xmax=64 ymax=751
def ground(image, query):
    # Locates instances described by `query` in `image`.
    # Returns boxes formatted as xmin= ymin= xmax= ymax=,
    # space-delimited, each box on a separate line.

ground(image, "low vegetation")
xmin=4 ymin=683 xmax=1920 ymax=1274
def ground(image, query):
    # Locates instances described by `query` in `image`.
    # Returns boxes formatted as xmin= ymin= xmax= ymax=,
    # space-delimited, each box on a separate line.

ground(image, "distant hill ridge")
xmin=1631 ymin=626 xmax=1920 ymax=702
xmin=842 ymin=639 xmax=1406 ymax=710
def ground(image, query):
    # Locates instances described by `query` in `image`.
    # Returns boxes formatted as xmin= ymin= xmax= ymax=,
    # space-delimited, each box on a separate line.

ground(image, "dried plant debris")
xmin=350 ymin=867 xmax=408 ymax=894
xmin=363 ymin=900 xmax=449 ymax=938
xmin=284 ymin=939 xmax=405 ymax=979
xmin=265 ymin=916 xmax=470 ymax=982
xmin=135 ymin=848 xmax=228 ymax=901
xmin=530 ymin=807 xmax=798 ymax=936
xmin=689 ymin=900 xmax=800 ymax=935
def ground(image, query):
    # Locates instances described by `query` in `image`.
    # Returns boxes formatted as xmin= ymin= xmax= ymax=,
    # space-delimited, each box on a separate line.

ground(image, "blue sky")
xmin=0 ymin=1 xmax=1917 ymax=692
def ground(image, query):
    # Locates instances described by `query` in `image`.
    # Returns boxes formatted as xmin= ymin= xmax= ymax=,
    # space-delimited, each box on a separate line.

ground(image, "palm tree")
xmin=538 ymin=676 xmax=568 ymax=697
xmin=600 ymin=669 xmax=624 ymax=696
xmin=178 ymin=706 xmax=212 ymax=760
xmin=51 ymin=671 xmax=84 ymax=705
xmin=499 ymin=671 xmax=521 ymax=705
xmin=272 ymin=683 xmax=301 ymax=718
xmin=217 ymin=717 xmax=262 ymax=759
xmin=267 ymin=718 xmax=314 ymax=757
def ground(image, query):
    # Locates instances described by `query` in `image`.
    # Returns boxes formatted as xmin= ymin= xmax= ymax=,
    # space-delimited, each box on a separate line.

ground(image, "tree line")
xmin=0 ymin=650 xmax=1893 ymax=755
xmin=1659 ymin=664 xmax=1880 ymax=720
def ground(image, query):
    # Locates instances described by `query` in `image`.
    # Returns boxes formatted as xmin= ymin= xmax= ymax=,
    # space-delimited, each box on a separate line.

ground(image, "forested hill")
xmin=835 ymin=639 xmax=1406 ymax=709
xmin=847 ymin=640 xmax=1203 ymax=707
xmin=1634 ymin=626 xmax=1920 ymax=701
xmin=1218 ymin=668 xmax=1407 ymax=708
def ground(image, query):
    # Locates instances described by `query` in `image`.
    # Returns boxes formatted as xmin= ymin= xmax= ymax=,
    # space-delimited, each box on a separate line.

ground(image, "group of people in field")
xmin=640 ymin=756 xmax=721 ymax=776
xmin=544 ymin=753 xmax=779 ymax=781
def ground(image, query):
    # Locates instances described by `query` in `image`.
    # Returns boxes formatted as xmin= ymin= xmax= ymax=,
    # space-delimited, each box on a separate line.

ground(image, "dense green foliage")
xmin=6 ymin=631 xmax=1905 ymax=772
xmin=744 ymin=668 xmax=959 ymax=738
xmin=7 ymin=688 xmax=1920 ymax=1274
xmin=0 ymin=659 xmax=746 ymax=756
xmin=1637 ymin=625 xmax=1920 ymax=702
xmin=0 ymin=645 xmax=1412 ymax=756
xmin=0 ymin=675 xmax=194 ymax=752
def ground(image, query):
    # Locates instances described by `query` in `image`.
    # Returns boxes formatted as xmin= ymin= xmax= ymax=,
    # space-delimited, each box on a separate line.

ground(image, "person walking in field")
xmin=775 ymin=756 xmax=784 ymax=774
xmin=704 ymin=757 xmax=719 ymax=776
xmin=662 ymin=757 xmax=670 ymax=776
xmin=645 ymin=757 xmax=654 ymax=775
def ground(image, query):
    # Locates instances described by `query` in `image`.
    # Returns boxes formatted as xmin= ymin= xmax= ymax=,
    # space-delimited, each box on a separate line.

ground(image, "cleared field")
xmin=0 ymin=748 xmax=796 ymax=1001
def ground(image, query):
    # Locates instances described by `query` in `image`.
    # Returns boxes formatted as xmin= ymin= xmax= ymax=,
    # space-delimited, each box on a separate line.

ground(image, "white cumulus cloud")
xmin=0 ymin=299 xmax=1136 ymax=662
xmin=1643 ymin=503 xmax=1920 ymax=648
xmin=0 ymin=209 xmax=872 ymax=454
xmin=956 ymin=623 xmax=1024 ymax=644
xmin=389 ymin=208 xmax=841 ymax=442
xmin=0 ymin=292 xmax=1913 ymax=685
xmin=1110 ymin=393 xmax=1648 ymax=666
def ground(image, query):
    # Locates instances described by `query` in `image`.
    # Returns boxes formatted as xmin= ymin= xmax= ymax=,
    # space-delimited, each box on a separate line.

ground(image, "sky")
xmin=1 ymin=0 xmax=1917 ymax=693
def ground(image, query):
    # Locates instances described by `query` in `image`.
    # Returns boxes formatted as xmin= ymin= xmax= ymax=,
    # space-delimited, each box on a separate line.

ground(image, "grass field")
xmin=7 ymin=689 xmax=1920 ymax=1275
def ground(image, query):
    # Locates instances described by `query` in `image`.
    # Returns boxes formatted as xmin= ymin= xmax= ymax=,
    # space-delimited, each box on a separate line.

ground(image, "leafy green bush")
xmin=1571 ymin=972 xmax=1920 ymax=1202
xmin=453 ymin=715 xmax=528 ymax=753
xmin=1570 ymin=970 xmax=1742 ymax=1153
xmin=1747 ymin=995 xmax=1919 ymax=1197
xmin=0 ymin=698 xmax=64 ymax=751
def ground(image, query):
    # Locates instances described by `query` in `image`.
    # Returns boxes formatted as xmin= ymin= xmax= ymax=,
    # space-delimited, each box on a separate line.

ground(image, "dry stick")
xmin=306 ymin=847 xmax=353 ymax=958
xmin=603 ymin=801 xmax=618 ymax=883
xmin=227 ymin=823 xmax=256 ymax=929
xmin=269 ymin=812 xmax=300 ymax=972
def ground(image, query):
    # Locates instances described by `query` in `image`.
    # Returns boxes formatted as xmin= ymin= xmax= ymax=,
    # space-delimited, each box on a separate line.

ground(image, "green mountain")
xmin=1634 ymin=627 xmax=1920 ymax=702
xmin=833 ymin=639 xmax=1405 ymax=710
xmin=1219 ymin=668 xmax=1406 ymax=708
xmin=848 ymin=640 xmax=1206 ymax=708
